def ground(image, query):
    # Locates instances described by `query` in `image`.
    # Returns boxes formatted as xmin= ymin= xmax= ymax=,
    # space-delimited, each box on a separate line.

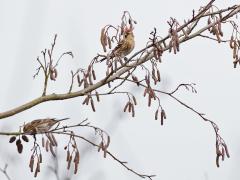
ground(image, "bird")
xmin=23 ymin=118 xmax=69 ymax=134
xmin=100 ymin=27 xmax=135 ymax=62
xmin=111 ymin=28 xmax=135 ymax=58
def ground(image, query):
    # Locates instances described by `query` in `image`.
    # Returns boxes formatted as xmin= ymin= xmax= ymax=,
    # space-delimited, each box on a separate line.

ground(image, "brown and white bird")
xmin=23 ymin=118 xmax=69 ymax=134
xmin=111 ymin=27 xmax=135 ymax=58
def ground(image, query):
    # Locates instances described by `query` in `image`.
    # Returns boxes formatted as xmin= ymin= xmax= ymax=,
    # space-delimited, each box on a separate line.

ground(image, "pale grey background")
xmin=0 ymin=0 xmax=239 ymax=180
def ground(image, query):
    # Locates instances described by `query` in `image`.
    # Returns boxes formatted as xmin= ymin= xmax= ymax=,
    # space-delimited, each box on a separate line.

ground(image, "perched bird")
xmin=100 ymin=27 xmax=135 ymax=62
xmin=111 ymin=28 xmax=135 ymax=58
xmin=23 ymin=118 xmax=69 ymax=134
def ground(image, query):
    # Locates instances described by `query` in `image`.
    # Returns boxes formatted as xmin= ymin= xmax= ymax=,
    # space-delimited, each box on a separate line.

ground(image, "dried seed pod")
xmin=29 ymin=155 xmax=34 ymax=172
xmin=74 ymin=162 xmax=78 ymax=174
xmin=160 ymin=110 xmax=166 ymax=126
xmin=67 ymin=155 xmax=72 ymax=170
xmin=143 ymin=88 xmax=148 ymax=97
xmin=230 ymin=36 xmax=234 ymax=49
xmin=74 ymin=151 xmax=80 ymax=163
xmin=49 ymin=143 xmax=56 ymax=157
xmin=51 ymin=133 xmax=58 ymax=146
xmin=169 ymin=40 xmax=173 ymax=53
xmin=9 ymin=136 xmax=16 ymax=143
xmin=53 ymin=68 xmax=58 ymax=79
xmin=155 ymin=109 xmax=159 ymax=120
xmin=98 ymin=142 xmax=103 ymax=152
xmin=107 ymin=37 xmax=112 ymax=49
xmin=77 ymin=74 xmax=81 ymax=85
xmin=233 ymin=40 xmax=237 ymax=59
xmin=221 ymin=147 xmax=225 ymax=161
xmin=123 ymin=102 xmax=130 ymax=112
xmin=34 ymin=165 xmax=38 ymax=177
xmin=217 ymin=21 xmax=223 ymax=37
xmin=82 ymin=96 xmax=90 ymax=105
xmin=103 ymin=147 xmax=107 ymax=158
xmin=36 ymin=161 xmax=40 ymax=172
xmin=90 ymin=99 xmax=96 ymax=112
xmin=222 ymin=143 xmax=230 ymax=158
xmin=45 ymin=140 xmax=49 ymax=152
xmin=148 ymin=94 xmax=152 ymax=107
xmin=128 ymin=102 xmax=132 ymax=113
xmin=88 ymin=73 xmax=93 ymax=85
xmin=21 ymin=135 xmax=29 ymax=142
xmin=46 ymin=133 xmax=55 ymax=146
xmin=131 ymin=106 xmax=135 ymax=117
xmin=157 ymin=70 xmax=161 ymax=82
xmin=216 ymin=154 xmax=220 ymax=168
xmin=39 ymin=154 xmax=42 ymax=163
xmin=216 ymin=30 xmax=221 ymax=43
xmin=105 ymin=136 xmax=111 ymax=148
xmin=66 ymin=150 xmax=70 ymax=161
xmin=92 ymin=69 xmax=96 ymax=80
xmin=132 ymin=96 xmax=137 ymax=105
xmin=17 ymin=143 xmax=23 ymax=154
xmin=42 ymin=137 xmax=45 ymax=148
xmin=96 ymin=91 xmax=100 ymax=102
xmin=100 ymin=28 xmax=107 ymax=52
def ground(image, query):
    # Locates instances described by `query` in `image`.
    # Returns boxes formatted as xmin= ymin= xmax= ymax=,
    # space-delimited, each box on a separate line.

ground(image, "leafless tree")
xmin=1 ymin=0 xmax=240 ymax=179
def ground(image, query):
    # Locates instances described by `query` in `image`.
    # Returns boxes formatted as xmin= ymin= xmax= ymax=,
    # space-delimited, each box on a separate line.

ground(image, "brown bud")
xmin=90 ymin=99 xmax=96 ymax=112
xmin=9 ymin=136 xmax=16 ymax=143
xmin=21 ymin=135 xmax=29 ymax=142
xmin=216 ymin=154 xmax=220 ymax=168
xmin=17 ymin=143 xmax=23 ymax=154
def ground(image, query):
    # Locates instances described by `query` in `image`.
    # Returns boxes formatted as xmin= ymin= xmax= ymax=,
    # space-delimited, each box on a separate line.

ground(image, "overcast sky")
xmin=0 ymin=0 xmax=240 ymax=180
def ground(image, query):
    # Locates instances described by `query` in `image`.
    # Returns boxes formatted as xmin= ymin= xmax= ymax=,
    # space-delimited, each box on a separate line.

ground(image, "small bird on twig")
xmin=101 ymin=27 xmax=135 ymax=61
xmin=23 ymin=118 xmax=69 ymax=134
xmin=111 ymin=27 xmax=135 ymax=58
